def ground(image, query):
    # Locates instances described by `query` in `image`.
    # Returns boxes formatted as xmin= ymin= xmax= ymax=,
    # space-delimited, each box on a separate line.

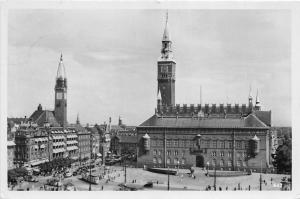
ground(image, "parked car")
xmin=64 ymin=171 xmax=73 ymax=178
xmin=24 ymin=175 xmax=38 ymax=182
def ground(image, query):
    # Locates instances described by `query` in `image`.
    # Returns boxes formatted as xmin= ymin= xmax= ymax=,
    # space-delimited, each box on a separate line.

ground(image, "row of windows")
xmin=79 ymin=135 xmax=90 ymax=139
xmin=53 ymin=139 xmax=64 ymax=142
xmin=151 ymin=139 xmax=249 ymax=149
xmin=66 ymin=137 xmax=77 ymax=141
xmin=52 ymin=153 xmax=64 ymax=158
xmin=152 ymin=140 xmax=192 ymax=147
xmin=153 ymin=149 xmax=247 ymax=159
xmin=53 ymin=145 xmax=64 ymax=149
xmin=153 ymin=149 xmax=186 ymax=156
xmin=34 ymin=140 xmax=48 ymax=144
xmin=153 ymin=157 xmax=185 ymax=165
xmin=143 ymin=129 xmax=263 ymax=134
xmin=209 ymin=159 xmax=247 ymax=167
xmin=211 ymin=151 xmax=247 ymax=158
xmin=80 ymin=146 xmax=91 ymax=152
xmin=78 ymin=141 xmax=98 ymax=146
xmin=67 ymin=143 xmax=77 ymax=147
xmin=30 ymin=152 xmax=47 ymax=158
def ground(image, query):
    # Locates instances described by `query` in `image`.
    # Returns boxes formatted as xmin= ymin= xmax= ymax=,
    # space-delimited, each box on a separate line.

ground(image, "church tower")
xmin=54 ymin=53 xmax=68 ymax=127
xmin=157 ymin=12 xmax=176 ymax=106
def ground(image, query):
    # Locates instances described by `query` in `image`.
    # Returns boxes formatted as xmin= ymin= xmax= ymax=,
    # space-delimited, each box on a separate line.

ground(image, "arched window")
xmin=167 ymin=158 xmax=171 ymax=164
xmin=153 ymin=158 xmax=157 ymax=164
xmin=158 ymin=158 xmax=162 ymax=164
xmin=153 ymin=150 xmax=157 ymax=155
xmin=174 ymin=158 xmax=178 ymax=165
xmin=181 ymin=158 xmax=185 ymax=165
xmin=220 ymin=159 xmax=224 ymax=167
xmin=212 ymin=159 xmax=216 ymax=167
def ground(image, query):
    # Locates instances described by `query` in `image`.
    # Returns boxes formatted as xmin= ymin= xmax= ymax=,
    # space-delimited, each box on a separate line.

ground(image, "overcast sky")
xmin=8 ymin=9 xmax=291 ymax=126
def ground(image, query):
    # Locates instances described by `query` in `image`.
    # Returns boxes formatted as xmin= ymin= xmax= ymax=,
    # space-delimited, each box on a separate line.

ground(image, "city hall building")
xmin=136 ymin=15 xmax=273 ymax=171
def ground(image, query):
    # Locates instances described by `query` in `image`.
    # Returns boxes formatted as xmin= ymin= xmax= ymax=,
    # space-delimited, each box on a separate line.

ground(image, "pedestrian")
xmin=271 ymin=177 xmax=273 ymax=185
xmin=219 ymin=187 xmax=222 ymax=191
xmin=248 ymin=185 xmax=251 ymax=191
xmin=102 ymin=185 xmax=104 ymax=190
xmin=226 ymin=186 xmax=228 ymax=190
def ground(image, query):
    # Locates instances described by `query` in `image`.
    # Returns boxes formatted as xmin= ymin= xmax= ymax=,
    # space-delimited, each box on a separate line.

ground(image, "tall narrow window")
xmin=153 ymin=150 xmax=157 ymax=156
xmin=220 ymin=159 xmax=224 ymax=167
xmin=167 ymin=158 xmax=171 ymax=164
xmin=181 ymin=158 xmax=185 ymax=165
xmin=219 ymin=141 xmax=225 ymax=148
xmin=212 ymin=140 xmax=217 ymax=148
xmin=158 ymin=158 xmax=162 ymax=164
xmin=153 ymin=158 xmax=157 ymax=164
xmin=220 ymin=151 xmax=224 ymax=157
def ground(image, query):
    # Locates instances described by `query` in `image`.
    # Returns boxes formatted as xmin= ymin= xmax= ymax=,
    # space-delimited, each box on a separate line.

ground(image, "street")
xmin=10 ymin=165 xmax=289 ymax=191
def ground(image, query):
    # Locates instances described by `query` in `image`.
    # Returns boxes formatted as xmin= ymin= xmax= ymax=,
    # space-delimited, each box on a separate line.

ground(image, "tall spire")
xmin=248 ymin=85 xmax=253 ymax=100
xmin=248 ymin=85 xmax=254 ymax=112
xmin=162 ymin=10 xmax=170 ymax=41
xmin=200 ymin=85 xmax=202 ymax=105
xmin=57 ymin=53 xmax=66 ymax=79
xmin=76 ymin=113 xmax=80 ymax=124
xmin=160 ymin=10 xmax=173 ymax=60
xmin=118 ymin=116 xmax=122 ymax=126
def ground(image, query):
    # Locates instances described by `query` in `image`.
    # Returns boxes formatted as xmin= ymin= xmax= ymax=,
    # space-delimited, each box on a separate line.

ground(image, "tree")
xmin=273 ymin=135 xmax=292 ymax=174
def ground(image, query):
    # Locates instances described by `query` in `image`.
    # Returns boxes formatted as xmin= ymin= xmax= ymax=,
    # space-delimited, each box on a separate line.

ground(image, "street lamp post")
xmin=124 ymin=158 xmax=127 ymax=184
xmin=213 ymin=165 xmax=216 ymax=191
xmin=167 ymin=166 xmax=170 ymax=191
xmin=206 ymin=162 xmax=210 ymax=175
xmin=259 ymin=160 xmax=262 ymax=191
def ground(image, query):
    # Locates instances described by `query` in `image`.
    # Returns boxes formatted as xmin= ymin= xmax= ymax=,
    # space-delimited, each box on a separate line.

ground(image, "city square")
xmin=5 ymin=5 xmax=292 ymax=194
xmin=9 ymin=165 xmax=289 ymax=191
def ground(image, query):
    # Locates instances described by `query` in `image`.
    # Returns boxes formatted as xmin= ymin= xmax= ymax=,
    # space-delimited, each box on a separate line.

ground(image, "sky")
xmin=8 ymin=9 xmax=291 ymax=126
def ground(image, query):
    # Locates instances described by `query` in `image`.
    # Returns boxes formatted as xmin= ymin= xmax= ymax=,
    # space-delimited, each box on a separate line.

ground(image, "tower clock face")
xmin=161 ymin=65 xmax=168 ymax=73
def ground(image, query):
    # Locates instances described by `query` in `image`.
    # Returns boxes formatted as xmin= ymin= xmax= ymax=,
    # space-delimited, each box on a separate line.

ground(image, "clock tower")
xmin=54 ymin=53 xmax=68 ymax=127
xmin=157 ymin=12 xmax=176 ymax=106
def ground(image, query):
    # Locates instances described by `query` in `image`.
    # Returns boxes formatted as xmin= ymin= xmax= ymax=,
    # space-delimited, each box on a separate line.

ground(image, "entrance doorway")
xmin=196 ymin=155 xmax=204 ymax=167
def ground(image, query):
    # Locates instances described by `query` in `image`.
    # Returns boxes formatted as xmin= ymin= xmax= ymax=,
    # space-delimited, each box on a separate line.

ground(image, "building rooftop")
xmin=139 ymin=111 xmax=270 ymax=129
xmin=29 ymin=109 xmax=60 ymax=127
